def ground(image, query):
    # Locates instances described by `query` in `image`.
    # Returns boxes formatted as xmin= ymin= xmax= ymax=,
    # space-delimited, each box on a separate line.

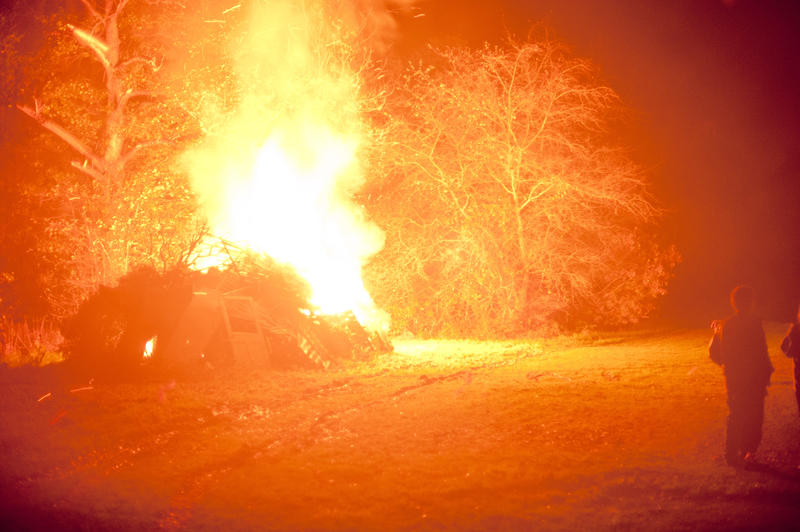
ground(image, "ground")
xmin=1 ymin=325 xmax=799 ymax=531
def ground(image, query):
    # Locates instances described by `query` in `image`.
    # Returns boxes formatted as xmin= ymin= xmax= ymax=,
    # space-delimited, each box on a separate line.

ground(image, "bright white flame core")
xmin=143 ymin=337 xmax=155 ymax=359
xmin=208 ymin=127 xmax=385 ymax=327
xmin=183 ymin=1 xmax=388 ymax=331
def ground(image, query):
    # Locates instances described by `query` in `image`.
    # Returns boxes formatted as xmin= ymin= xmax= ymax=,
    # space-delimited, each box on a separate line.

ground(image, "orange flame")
xmin=143 ymin=337 xmax=155 ymax=359
xmin=210 ymin=126 xmax=385 ymax=327
xmin=183 ymin=2 xmax=387 ymax=331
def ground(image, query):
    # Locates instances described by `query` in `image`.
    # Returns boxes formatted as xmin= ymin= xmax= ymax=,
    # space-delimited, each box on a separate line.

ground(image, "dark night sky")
xmin=396 ymin=0 xmax=800 ymax=324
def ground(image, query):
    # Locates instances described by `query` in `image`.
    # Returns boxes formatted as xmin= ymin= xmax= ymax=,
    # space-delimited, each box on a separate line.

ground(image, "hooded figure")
xmin=709 ymin=285 xmax=774 ymax=467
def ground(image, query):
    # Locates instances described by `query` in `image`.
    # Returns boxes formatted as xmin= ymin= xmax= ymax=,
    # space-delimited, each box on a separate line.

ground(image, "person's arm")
xmin=781 ymin=324 xmax=795 ymax=357
xmin=709 ymin=320 xmax=724 ymax=366
xmin=758 ymin=324 xmax=774 ymax=385
xmin=790 ymin=324 xmax=800 ymax=358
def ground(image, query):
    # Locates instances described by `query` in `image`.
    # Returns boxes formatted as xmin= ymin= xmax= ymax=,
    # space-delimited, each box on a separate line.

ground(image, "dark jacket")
xmin=710 ymin=314 xmax=773 ymax=394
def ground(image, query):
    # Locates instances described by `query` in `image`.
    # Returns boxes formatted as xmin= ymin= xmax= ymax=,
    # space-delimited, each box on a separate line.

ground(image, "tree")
xmin=3 ymin=0 xmax=208 ymax=318
xmin=2 ymin=0 xmax=393 ymax=320
xmin=0 ymin=3 xmax=87 ymax=318
xmin=364 ymin=40 xmax=678 ymax=336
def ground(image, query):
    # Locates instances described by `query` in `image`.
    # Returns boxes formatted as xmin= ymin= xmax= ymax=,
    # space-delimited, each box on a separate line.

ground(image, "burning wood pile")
xmin=62 ymin=252 xmax=392 ymax=380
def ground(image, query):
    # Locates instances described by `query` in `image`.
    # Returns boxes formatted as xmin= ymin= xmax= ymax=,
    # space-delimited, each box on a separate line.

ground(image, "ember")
xmin=143 ymin=337 xmax=155 ymax=359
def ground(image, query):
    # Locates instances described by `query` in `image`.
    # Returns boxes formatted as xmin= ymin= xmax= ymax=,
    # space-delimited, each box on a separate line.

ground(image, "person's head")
xmin=730 ymin=285 xmax=755 ymax=315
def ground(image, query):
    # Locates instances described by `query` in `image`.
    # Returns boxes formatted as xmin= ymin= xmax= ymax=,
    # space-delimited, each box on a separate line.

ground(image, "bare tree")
xmin=5 ymin=0 xmax=391 ymax=318
xmin=365 ymin=40 xmax=678 ymax=335
xmin=12 ymin=0 xmax=204 ymax=315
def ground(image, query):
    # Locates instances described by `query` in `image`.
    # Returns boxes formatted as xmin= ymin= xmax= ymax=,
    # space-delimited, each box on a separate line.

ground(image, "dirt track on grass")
xmin=1 ymin=326 xmax=799 ymax=531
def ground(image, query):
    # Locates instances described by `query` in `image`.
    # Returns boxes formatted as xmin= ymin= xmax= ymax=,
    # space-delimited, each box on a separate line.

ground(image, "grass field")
xmin=1 ymin=325 xmax=799 ymax=530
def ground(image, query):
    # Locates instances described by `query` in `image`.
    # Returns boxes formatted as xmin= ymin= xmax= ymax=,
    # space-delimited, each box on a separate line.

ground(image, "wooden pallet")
xmin=220 ymin=295 xmax=271 ymax=368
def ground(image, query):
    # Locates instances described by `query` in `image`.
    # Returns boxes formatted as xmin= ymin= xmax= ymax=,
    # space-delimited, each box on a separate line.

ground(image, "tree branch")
xmin=71 ymin=160 xmax=106 ymax=181
xmin=120 ymin=56 xmax=163 ymax=72
xmin=118 ymin=89 xmax=156 ymax=111
xmin=118 ymin=139 xmax=171 ymax=169
xmin=116 ymin=0 xmax=132 ymax=16
xmin=16 ymin=104 xmax=105 ymax=172
xmin=79 ymin=0 xmax=103 ymax=20
xmin=67 ymin=24 xmax=111 ymax=69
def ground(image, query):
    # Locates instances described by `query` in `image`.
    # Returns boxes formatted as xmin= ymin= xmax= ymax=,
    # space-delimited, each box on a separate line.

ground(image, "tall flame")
xmin=183 ymin=1 xmax=387 ymax=330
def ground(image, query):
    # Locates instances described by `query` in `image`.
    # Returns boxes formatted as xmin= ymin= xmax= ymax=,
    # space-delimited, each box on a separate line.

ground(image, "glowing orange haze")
xmin=195 ymin=125 xmax=386 ymax=330
xmin=183 ymin=2 xmax=387 ymax=331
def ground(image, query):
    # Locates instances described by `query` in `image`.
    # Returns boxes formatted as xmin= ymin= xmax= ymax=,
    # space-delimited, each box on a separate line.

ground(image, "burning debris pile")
xmin=62 ymin=252 xmax=392 ymax=380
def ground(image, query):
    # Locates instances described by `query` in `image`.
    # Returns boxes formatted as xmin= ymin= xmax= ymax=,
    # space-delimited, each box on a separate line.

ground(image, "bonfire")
xmin=63 ymin=243 xmax=392 ymax=379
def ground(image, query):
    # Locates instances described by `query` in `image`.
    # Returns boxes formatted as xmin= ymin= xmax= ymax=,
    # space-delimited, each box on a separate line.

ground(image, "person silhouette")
xmin=780 ymin=304 xmax=800 ymax=416
xmin=709 ymin=285 xmax=774 ymax=467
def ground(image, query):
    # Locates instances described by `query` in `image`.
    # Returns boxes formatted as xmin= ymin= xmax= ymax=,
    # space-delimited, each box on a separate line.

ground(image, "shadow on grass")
xmin=742 ymin=460 xmax=800 ymax=485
